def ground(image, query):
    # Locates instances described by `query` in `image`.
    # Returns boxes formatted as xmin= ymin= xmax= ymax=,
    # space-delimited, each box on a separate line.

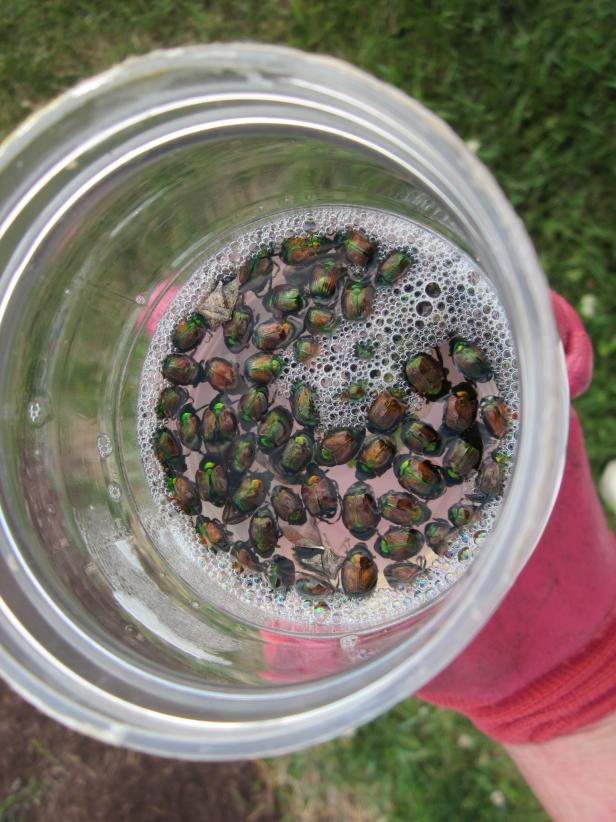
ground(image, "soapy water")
xmin=137 ymin=206 xmax=518 ymax=630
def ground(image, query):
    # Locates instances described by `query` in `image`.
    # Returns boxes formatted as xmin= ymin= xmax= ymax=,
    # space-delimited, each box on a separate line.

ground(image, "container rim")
xmin=0 ymin=43 xmax=569 ymax=759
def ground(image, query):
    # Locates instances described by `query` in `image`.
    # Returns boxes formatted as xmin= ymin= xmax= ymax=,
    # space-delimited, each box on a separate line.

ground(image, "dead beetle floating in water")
xmin=341 ymin=544 xmax=378 ymax=597
xmin=222 ymin=475 xmax=268 ymax=524
xmin=195 ymin=456 xmax=228 ymax=506
xmin=394 ymin=456 xmax=446 ymax=500
xmin=281 ymin=234 xmax=330 ymax=264
xmin=450 ymin=338 xmax=493 ymax=382
xmin=309 ymin=258 xmax=345 ymax=304
xmin=238 ymin=385 xmax=269 ymax=424
xmin=202 ymin=397 xmax=238 ymax=444
xmin=480 ymin=396 xmax=509 ymax=438
xmin=203 ymin=356 xmax=239 ymax=393
xmin=274 ymin=431 xmax=315 ymax=480
xmin=290 ymin=380 xmax=320 ymax=428
xmin=167 ymin=475 xmax=201 ymax=516
xmin=367 ymin=390 xmax=406 ymax=433
xmin=258 ymin=406 xmax=293 ymax=453
xmin=271 ymin=485 xmax=306 ymax=525
xmin=162 ymin=353 xmax=203 ymax=386
xmin=227 ymin=433 xmax=257 ymax=481
xmin=177 ymin=404 xmax=202 ymax=452
xmin=356 ymin=434 xmax=397 ymax=478
xmin=253 ymin=318 xmax=297 ymax=352
xmin=379 ymin=491 xmax=430 ymax=526
xmin=342 ymin=481 xmax=380 ymax=538
xmin=153 ymin=427 xmax=186 ymax=473
xmin=318 ymin=427 xmax=364 ymax=466
xmin=248 ymin=507 xmax=280 ymax=557
xmin=196 ymin=516 xmax=230 ymax=553
xmin=171 ymin=312 xmax=208 ymax=352
xmin=156 ymin=386 xmax=189 ymax=419
xmin=443 ymin=382 xmax=478 ymax=433
xmin=375 ymin=527 xmax=424 ymax=561
xmin=404 ymin=352 xmax=449 ymax=400
xmin=223 ymin=305 xmax=254 ymax=353
xmin=301 ymin=471 xmax=339 ymax=520
xmin=244 ymin=353 xmax=284 ymax=385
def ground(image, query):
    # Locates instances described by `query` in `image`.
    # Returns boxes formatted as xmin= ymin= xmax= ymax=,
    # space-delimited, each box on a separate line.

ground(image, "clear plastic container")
xmin=0 ymin=44 xmax=568 ymax=759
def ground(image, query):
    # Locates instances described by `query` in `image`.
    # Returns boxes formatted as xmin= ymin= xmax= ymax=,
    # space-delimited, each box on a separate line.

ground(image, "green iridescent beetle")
xmin=203 ymin=356 xmax=239 ymax=393
xmin=244 ymin=353 xmax=284 ymax=385
xmin=238 ymin=244 xmax=274 ymax=287
xmin=222 ymin=474 xmax=268 ymax=524
xmin=201 ymin=397 xmax=238 ymax=444
xmin=171 ymin=312 xmax=208 ymax=352
xmin=448 ymin=501 xmax=480 ymax=528
xmin=162 ymin=353 xmax=202 ymax=386
xmin=442 ymin=436 xmax=482 ymax=483
xmin=304 ymin=306 xmax=340 ymax=337
xmin=340 ymin=543 xmax=378 ymax=597
xmin=480 ymin=395 xmax=509 ymax=438
xmin=379 ymin=491 xmax=430 ymax=526
xmin=227 ymin=433 xmax=257 ymax=481
xmin=404 ymin=352 xmax=449 ymax=400
xmin=153 ymin=427 xmax=186 ymax=473
xmin=248 ymin=506 xmax=280 ymax=557
xmin=375 ymin=526 xmax=424 ymax=561
xmin=394 ymin=455 xmax=446 ymax=500
xmin=231 ymin=542 xmax=264 ymax=574
xmin=400 ymin=416 xmax=443 ymax=456
xmin=265 ymin=285 xmax=306 ymax=317
xmin=238 ymin=385 xmax=270 ymax=424
xmin=195 ymin=515 xmax=230 ymax=552
xmin=443 ymin=382 xmax=478 ymax=433
xmin=268 ymin=554 xmax=296 ymax=594
xmin=290 ymin=380 xmax=320 ymax=427
xmin=353 ymin=340 xmax=375 ymax=360
xmin=274 ymin=431 xmax=315 ymax=480
xmin=341 ymin=281 xmax=374 ymax=321
xmin=296 ymin=576 xmax=335 ymax=599
xmin=317 ymin=427 xmax=364 ymax=466
xmin=253 ymin=318 xmax=297 ymax=352
xmin=342 ymin=481 xmax=380 ymax=538
xmin=472 ymin=453 xmax=506 ymax=501
xmin=450 ymin=338 xmax=494 ymax=382
xmin=425 ymin=519 xmax=456 ymax=556
xmin=195 ymin=456 xmax=228 ymax=506
xmin=338 ymin=382 xmax=368 ymax=402
xmin=167 ymin=475 xmax=201 ymax=516
xmin=375 ymin=249 xmax=415 ymax=286
xmin=271 ymin=485 xmax=307 ymax=525
xmin=367 ymin=390 xmax=406 ymax=433
xmin=337 ymin=228 xmax=376 ymax=267
xmin=384 ymin=560 xmax=426 ymax=588
xmin=308 ymin=258 xmax=345 ymax=304
xmin=293 ymin=336 xmax=321 ymax=364
xmin=356 ymin=434 xmax=397 ymax=478
xmin=155 ymin=386 xmax=189 ymax=420
xmin=222 ymin=305 xmax=254 ymax=353
xmin=177 ymin=404 xmax=202 ymax=452
xmin=301 ymin=471 xmax=339 ymax=520
xmin=281 ymin=234 xmax=330 ymax=264
xmin=257 ymin=406 xmax=293 ymax=452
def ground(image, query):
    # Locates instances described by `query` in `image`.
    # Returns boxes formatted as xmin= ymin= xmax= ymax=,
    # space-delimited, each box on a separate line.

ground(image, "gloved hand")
xmin=417 ymin=293 xmax=616 ymax=744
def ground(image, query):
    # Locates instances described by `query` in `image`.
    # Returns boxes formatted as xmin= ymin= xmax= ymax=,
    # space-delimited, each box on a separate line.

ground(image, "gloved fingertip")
xmin=550 ymin=291 xmax=593 ymax=398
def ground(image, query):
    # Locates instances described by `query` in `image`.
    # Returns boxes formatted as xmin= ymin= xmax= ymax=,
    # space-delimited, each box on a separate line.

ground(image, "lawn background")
xmin=0 ymin=1 xmax=614 ymax=820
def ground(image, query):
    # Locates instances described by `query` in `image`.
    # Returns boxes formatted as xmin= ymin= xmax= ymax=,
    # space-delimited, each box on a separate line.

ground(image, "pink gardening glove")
xmin=417 ymin=292 xmax=616 ymax=743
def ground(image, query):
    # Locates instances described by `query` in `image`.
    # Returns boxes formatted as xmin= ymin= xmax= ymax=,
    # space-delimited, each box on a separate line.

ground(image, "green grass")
xmin=0 ymin=1 xmax=613 ymax=819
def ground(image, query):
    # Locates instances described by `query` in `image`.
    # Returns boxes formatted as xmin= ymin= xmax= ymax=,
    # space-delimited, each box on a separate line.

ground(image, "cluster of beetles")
xmin=152 ymin=227 xmax=509 ymax=602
